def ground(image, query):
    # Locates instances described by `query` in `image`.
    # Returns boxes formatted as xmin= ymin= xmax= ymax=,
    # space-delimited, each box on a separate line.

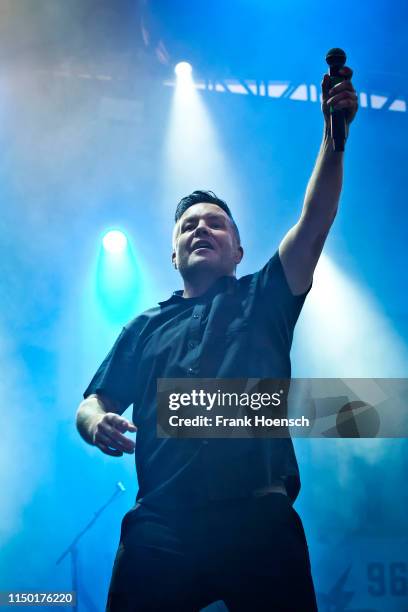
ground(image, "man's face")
xmin=172 ymin=203 xmax=243 ymax=279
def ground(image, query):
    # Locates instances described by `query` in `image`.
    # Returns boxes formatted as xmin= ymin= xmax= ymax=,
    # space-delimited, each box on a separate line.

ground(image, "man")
xmin=76 ymin=68 xmax=358 ymax=611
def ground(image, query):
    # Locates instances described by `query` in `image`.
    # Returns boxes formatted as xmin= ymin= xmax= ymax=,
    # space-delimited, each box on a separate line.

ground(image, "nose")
xmin=194 ymin=219 xmax=210 ymax=237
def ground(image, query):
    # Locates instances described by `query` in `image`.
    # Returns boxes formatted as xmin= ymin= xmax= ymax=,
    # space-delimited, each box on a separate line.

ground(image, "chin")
xmin=190 ymin=259 xmax=218 ymax=272
xmin=189 ymin=252 xmax=217 ymax=265
xmin=181 ymin=258 xmax=220 ymax=276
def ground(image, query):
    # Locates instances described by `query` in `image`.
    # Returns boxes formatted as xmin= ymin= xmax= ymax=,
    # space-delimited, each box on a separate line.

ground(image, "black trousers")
xmin=106 ymin=493 xmax=318 ymax=611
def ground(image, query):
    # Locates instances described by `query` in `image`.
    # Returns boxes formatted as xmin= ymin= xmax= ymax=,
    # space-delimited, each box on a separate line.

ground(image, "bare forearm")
xmin=301 ymin=127 xmax=344 ymax=233
xmin=278 ymin=65 xmax=357 ymax=295
xmin=76 ymin=396 xmax=107 ymax=445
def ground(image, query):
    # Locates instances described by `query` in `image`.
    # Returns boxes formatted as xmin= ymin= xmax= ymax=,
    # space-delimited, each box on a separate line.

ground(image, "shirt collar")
xmin=158 ymin=275 xmax=237 ymax=306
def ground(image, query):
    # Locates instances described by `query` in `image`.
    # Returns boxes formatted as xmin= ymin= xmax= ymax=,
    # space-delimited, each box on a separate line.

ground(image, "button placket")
xmin=185 ymin=304 xmax=204 ymax=375
xmin=188 ymin=304 xmax=204 ymax=345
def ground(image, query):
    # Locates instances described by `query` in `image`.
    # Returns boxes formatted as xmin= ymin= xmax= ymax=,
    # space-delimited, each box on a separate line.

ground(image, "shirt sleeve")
xmin=83 ymin=325 xmax=139 ymax=409
xmin=255 ymin=250 xmax=312 ymax=334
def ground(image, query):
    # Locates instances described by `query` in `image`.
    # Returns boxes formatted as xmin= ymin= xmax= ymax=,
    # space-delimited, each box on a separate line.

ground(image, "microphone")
xmin=325 ymin=48 xmax=347 ymax=152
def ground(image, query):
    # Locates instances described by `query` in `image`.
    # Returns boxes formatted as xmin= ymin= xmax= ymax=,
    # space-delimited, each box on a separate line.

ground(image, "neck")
xmin=182 ymin=270 xmax=234 ymax=298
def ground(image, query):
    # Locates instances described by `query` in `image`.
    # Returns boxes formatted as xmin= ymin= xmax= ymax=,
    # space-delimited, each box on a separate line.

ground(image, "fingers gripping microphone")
xmin=325 ymin=48 xmax=347 ymax=152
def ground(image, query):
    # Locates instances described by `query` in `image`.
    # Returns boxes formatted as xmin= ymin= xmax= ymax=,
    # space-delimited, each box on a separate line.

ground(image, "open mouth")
xmin=191 ymin=240 xmax=214 ymax=252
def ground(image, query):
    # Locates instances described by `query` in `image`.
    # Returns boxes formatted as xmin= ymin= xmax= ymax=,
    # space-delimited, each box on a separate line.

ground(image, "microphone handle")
xmin=328 ymin=65 xmax=347 ymax=152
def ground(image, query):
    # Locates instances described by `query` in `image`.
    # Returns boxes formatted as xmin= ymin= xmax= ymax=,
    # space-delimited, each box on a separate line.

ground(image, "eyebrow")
xmin=181 ymin=213 xmax=227 ymax=227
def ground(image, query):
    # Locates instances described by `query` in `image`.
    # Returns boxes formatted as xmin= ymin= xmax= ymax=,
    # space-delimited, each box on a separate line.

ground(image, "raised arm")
xmin=76 ymin=393 xmax=137 ymax=457
xmin=279 ymin=66 xmax=358 ymax=295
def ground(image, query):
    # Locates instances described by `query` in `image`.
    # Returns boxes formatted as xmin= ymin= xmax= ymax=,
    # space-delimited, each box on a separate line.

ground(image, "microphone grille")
xmin=326 ymin=48 xmax=347 ymax=67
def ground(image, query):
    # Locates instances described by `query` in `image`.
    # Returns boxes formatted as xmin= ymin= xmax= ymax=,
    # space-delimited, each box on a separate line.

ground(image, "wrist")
xmin=322 ymin=118 xmax=350 ymax=151
xmin=323 ymin=122 xmax=331 ymax=143
xmin=322 ymin=124 xmax=345 ymax=159
xmin=76 ymin=400 xmax=105 ymax=445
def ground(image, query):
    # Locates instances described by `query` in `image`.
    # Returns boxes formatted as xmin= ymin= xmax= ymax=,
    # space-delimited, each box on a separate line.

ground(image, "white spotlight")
xmin=102 ymin=230 xmax=128 ymax=254
xmin=175 ymin=61 xmax=193 ymax=78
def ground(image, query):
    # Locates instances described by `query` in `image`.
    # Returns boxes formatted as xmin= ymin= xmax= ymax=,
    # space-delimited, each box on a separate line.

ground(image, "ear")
xmin=235 ymin=245 xmax=244 ymax=265
xmin=172 ymin=251 xmax=177 ymax=269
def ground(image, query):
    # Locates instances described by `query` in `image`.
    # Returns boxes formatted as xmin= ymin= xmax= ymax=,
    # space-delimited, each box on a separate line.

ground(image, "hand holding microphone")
xmin=322 ymin=48 xmax=359 ymax=151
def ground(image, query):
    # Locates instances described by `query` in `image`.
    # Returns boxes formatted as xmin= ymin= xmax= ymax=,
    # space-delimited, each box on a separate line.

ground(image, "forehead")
xmin=179 ymin=202 xmax=229 ymax=223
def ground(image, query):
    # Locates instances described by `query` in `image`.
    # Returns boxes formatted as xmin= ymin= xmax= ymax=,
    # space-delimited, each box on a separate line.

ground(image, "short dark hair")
xmin=174 ymin=190 xmax=240 ymax=244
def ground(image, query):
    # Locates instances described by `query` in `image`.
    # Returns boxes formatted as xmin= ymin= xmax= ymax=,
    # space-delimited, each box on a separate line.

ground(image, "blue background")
xmin=0 ymin=1 xmax=407 ymax=610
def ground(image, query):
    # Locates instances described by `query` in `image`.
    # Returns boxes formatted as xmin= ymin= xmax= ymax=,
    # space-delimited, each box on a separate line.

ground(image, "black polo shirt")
xmin=83 ymin=251 xmax=311 ymax=507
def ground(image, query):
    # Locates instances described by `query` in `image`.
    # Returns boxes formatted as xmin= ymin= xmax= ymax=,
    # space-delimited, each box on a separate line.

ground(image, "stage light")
xmin=163 ymin=57 xmax=241 ymax=224
xmin=294 ymin=254 xmax=408 ymax=378
xmin=174 ymin=61 xmax=192 ymax=78
xmin=102 ymin=230 xmax=127 ymax=254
